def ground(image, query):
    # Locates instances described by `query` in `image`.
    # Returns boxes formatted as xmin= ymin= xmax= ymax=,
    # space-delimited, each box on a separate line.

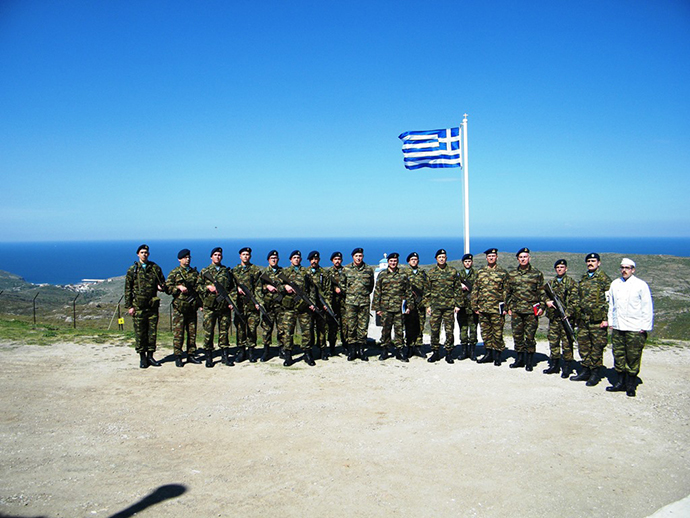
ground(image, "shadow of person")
xmin=109 ymin=484 xmax=187 ymax=518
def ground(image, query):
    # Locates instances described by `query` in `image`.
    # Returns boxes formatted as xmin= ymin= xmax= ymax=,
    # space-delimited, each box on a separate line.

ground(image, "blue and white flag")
xmin=398 ymin=127 xmax=462 ymax=170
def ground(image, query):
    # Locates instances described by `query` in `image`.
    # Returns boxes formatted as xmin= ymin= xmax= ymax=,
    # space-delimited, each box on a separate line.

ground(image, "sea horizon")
xmin=1 ymin=236 xmax=689 ymax=286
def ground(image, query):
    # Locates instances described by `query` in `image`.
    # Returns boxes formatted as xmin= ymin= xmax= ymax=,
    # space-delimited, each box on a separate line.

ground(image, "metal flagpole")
xmin=462 ymin=114 xmax=470 ymax=254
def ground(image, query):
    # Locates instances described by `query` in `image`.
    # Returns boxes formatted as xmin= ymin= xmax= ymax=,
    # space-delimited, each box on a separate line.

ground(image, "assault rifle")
xmin=276 ymin=271 xmax=327 ymax=320
xmin=229 ymin=270 xmax=273 ymax=328
xmin=178 ymin=267 xmax=203 ymax=307
xmin=202 ymin=271 xmax=246 ymax=327
xmin=308 ymin=276 xmax=339 ymax=327
xmin=544 ymin=282 xmax=575 ymax=345
xmin=410 ymin=285 xmax=423 ymax=306
xmin=460 ymin=278 xmax=473 ymax=293
xmin=259 ymin=271 xmax=284 ymax=303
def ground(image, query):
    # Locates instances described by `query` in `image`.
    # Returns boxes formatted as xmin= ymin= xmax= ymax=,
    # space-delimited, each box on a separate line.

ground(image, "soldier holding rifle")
xmin=166 ymin=248 xmax=202 ymax=367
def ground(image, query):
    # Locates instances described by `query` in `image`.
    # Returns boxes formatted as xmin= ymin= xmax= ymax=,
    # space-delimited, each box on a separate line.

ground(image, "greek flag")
xmin=398 ymin=127 xmax=463 ymax=170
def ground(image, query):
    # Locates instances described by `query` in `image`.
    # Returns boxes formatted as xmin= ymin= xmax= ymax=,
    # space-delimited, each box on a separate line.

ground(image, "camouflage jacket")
xmin=343 ymin=262 xmax=375 ymax=306
xmin=199 ymin=263 xmax=236 ymax=311
xmin=545 ymin=274 xmax=579 ymax=321
xmin=258 ymin=265 xmax=285 ymax=307
xmin=406 ymin=267 xmax=429 ymax=309
xmin=506 ymin=264 xmax=546 ymax=314
xmin=327 ymin=265 xmax=347 ymax=304
xmin=423 ymin=264 xmax=461 ymax=310
xmin=307 ymin=266 xmax=333 ymax=307
xmin=372 ymin=267 xmax=413 ymax=313
xmin=458 ymin=267 xmax=477 ymax=308
xmin=166 ymin=265 xmax=202 ymax=312
xmin=125 ymin=261 xmax=166 ymax=311
xmin=279 ymin=265 xmax=316 ymax=311
xmin=577 ymin=268 xmax=611 ymax=323
xmin=232 ymin=262 xmax=263 ymax=312
xmin=471 ymin=264 xmax=508 ymax=314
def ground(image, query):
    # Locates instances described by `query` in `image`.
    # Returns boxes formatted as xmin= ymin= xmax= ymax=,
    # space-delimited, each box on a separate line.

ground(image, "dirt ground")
xmin=0 ymin=334 xmax=689 ymax=518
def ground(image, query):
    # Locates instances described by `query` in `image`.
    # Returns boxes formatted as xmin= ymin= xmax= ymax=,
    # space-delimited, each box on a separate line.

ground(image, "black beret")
xmin=351 ymin=247 xmax=364 ymax=256
xmin=406 ymin=252 xmax=419 ymax=262
xmin=462 ymin=253 xmax=473 ymax=261
xmin=330 ymin=251 xmax=342 ymax=261
xmin=585 ymin=253 xmax=600 ymax=261
xmin=137 ymin=244 xmax=149 ymax=253
xmin=211 ymin=247 xmax=222 ymax=256
xmin=388 ymin=252 xmax=399 ymax=260
xmin=435 ymin=249 xmax=447 ymax=257
xmin=307 ymin=250 xmax=320 ymax=261
xmin=177 ymin=248 xmax=190 ymax=259
xmin=290 ymin=250 xmax=301 ymax=259
xmin=554 ymin=259 xmax=567 ymax=268
xmin=516 ymin=247 xmax=530 ymax=257
xmin=238 ymin=247 xmax=252 ymax=254
xmin=484 ymin=248 xmax=498 ymax=255
xmin=267 ymin=249 xmax=279 ymax=260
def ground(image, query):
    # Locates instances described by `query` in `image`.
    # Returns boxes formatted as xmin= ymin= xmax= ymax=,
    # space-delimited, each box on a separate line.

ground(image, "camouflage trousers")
xmin=172 ymin=307 xmax=197 ymax=356
xmin=456 ymin=308 xmax=478 ymax=346
xmin=478 ymin=312 xmax=505 ymax=351
xmin=576 ymin=319 xmax=608 ymax=369
xmin=429 ymin=308 xmax=455 ymax=351
xmin=328 ymin=298 xmax=346 ymax=347
xmin=313 ymin=313 xmax=328 ymax=349
xmin=404 ymin=307 xmax=426 ymax=347
xmin=345 ymin=304 xmax=370 ymax=345
xmin=380 ymin=311 xmax=405 ymax=349
xmin=281 ymin=309 xmax=313 ymax=352
xmin=510 ymin=312 xmax=539 ymax=353
xmin=203 ymin=308 xmax=232 ymax=350
xmin=260 ymin=303 xmax=285 ymax=348
xmin=547 ymin=319 xmax=574 ymax=361
xmin=132 ymin=308 xmax=159 ymax=353
xmin=235 ymin=308 xmax=260 ymax=349
xmin=611 ymin=329 xmax=647 ymax=376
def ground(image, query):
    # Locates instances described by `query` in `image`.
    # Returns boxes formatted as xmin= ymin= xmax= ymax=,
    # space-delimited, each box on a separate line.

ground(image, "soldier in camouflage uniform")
xmin=278 ymin=250 xmax=317 ymax=366
xmin=327 ymin=251 xmax=347 ymax=356
xmin=424 ymin=249 xmax=461 ymax=364
xmin=456 ymin=253 xmax=479 ymax=361
xmin=125 ymin=244 xmax=167 ymax=368
xmin=232 ymin=247 xmax=263 ymax=363
xmin=471 ymin=248 xmax=508 ymax=366
xmin=571 ymin=252 xmax=611 ymax=386
xmin=506 ymin=248 xmax=546 ymax=372
xmin=343 ymin=247 xmax=375 ymax=361
xmin=306 ymin=251 xmax=333 ymax=361
xmin=258 ymin=250 xmax=285 ymax=362
xmin=166 ymin=248 xmax=202 ymax=367
xmin=372 ymin=253 xmax=413 ymax=362
xmin=404 ymin=252 xmax=428 ymax=358
xmin=544 ymin=259 xmax=579 ymax=377
xmin=199 ymin=247 xmax=237 ymax=368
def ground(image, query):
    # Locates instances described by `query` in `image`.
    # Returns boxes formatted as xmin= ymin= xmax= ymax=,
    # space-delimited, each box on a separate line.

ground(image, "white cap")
xmin=620 ymin=258 xmax=636 ymax=268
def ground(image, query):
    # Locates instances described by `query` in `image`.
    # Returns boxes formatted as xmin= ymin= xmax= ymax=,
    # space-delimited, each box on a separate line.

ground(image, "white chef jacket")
xmin=607 ymin=275 xmax=653 ymax=332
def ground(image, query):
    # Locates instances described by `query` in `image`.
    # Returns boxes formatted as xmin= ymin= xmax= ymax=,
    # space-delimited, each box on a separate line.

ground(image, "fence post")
xmin=32 ymin=292 xmax=40 ymax=325
xmin=72 ymin=294 xmax=79 ymax=329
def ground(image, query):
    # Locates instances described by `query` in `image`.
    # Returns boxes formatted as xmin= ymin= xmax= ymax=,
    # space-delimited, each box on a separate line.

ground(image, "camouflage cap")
xmin=406 ymin=252 xmax=419 ymax=262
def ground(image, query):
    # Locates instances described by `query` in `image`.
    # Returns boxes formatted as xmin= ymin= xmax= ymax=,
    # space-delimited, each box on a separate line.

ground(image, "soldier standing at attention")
xmin=166 ymin=248 xmax=202 ymax=367
xmin=327 ymin=251 xmax=347 ymax=357
xmin=372 ymin=253 xmax=413 ymax=362
xmin=606 ymin=258 xmax=653 ymax=397
xmin=544 ymin=259 xmax=579 ymax=377
xmin=506 ymin=248 xmax=546 ymax=372
xmin=404 ymin=252 xmax=428 ymax=358
xmin=571 ymin=252 xmax=611 ymax=386
xmin=343 ymin=248 xmax=375 ymax=361
xmin=233 ymin=247 xmax=262 ymax=363
xmin=306 ymin=251 xmax=332 ymax=361
xmin=200 ymin=247 xmax=236 ymax=368
xmin=258 ymin=250 xmax=285 ymax=362
xmin=424 ymin=249 xmax=461 ymax=364
xmin=471 ymin=248 xmax=508 ymax=366
xmin=125 ymin=244 xmax=167 ymax=369
xmin=280 ymin=250 xmax=317 ymax=367
xmin=456 ymin=253 xmax=479 ymax=361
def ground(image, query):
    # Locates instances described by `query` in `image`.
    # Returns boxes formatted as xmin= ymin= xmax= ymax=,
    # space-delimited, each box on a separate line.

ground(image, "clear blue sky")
xmin=1 ymin=0 xmax=689 ymax=242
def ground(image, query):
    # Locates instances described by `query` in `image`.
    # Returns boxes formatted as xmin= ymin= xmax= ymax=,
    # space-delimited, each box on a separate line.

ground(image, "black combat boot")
xmin=626 ymin=374 xmax=637 ymax=397
xmin=525 ymin=352 xmax=534 ymax=372
xmin=585 ymin=367 xmax=601 ymax=386
xmin=446 ymin=349 xmax=454 ymax=364
xmin=570 ymin=366 xmax=590 ymax=381
xmin=205 ymin=349 xmax=214 ymax=368
xmin=469 ymin=344 xmax=477 ymax=361
xmin=235 ymin=346 xmax=247 ymax=363
xmin=396 ymin=347 xmax=409 ymax=363
xmin=221 ymin=348 xmax=234 ymax=367
xmin=379 ymin=346 xmax=390 ymax=361
xmin=283 ymin=349 xmax=293 ymax=367
xmin=249 ymin=347 xmax=258 ymax=363
xmin=428 ymin=349 xmax=441 ymax=363
xmin=413 ymin=346 xmax=426 ymax=358
xmin=304 ymin=349 xmax=315 ymax=366
xmin=606 ymin=371 xmax=627 ymax=392
xmin=493 ymin=349 xmax=502 ymax=366
xmin=561 ymin=360 xmax=572 ymax=378
xmin=260 ymin=345 xmax=270 ymax=362
xmin=347 ymin=344 xmax=357 ymax=361
xmin=477 ymin=349 xmax=493 ymax=363
xmin=458 ymin=343 xmax=468 ymax=361
xmin=175 ymin=355 xmax=183 ymax=368
xmin=321 ymin=347 xmax=329 ymax=361
xmin=279 ymin=347 xmax=285 ymax=359
xmin=146 ymin=352 xmax=161 ymax=367
xmin=509 ymin=352 xmax=525 ymax=369
xmin=329 ymin=343 xmax=337 ymax=357
xmin=187 ymin=352 xmax=202 ymax=364
xmin=543 ymin=359 xmax=560 ymax=374
xmin=139 ymin=352 xmax=149 ymax=369
xmin=359 ymin=344 xmax=369 ymax=361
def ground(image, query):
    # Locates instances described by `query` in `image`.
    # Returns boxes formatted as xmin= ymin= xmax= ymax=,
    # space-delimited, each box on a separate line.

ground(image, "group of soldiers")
xmin=125 ymin=244 xmax=653 ymax=397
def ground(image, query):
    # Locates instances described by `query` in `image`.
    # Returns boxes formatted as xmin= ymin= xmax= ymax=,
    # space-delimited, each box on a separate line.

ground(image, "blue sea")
xmin=1 ymin=237 xmax=689 ymax=285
